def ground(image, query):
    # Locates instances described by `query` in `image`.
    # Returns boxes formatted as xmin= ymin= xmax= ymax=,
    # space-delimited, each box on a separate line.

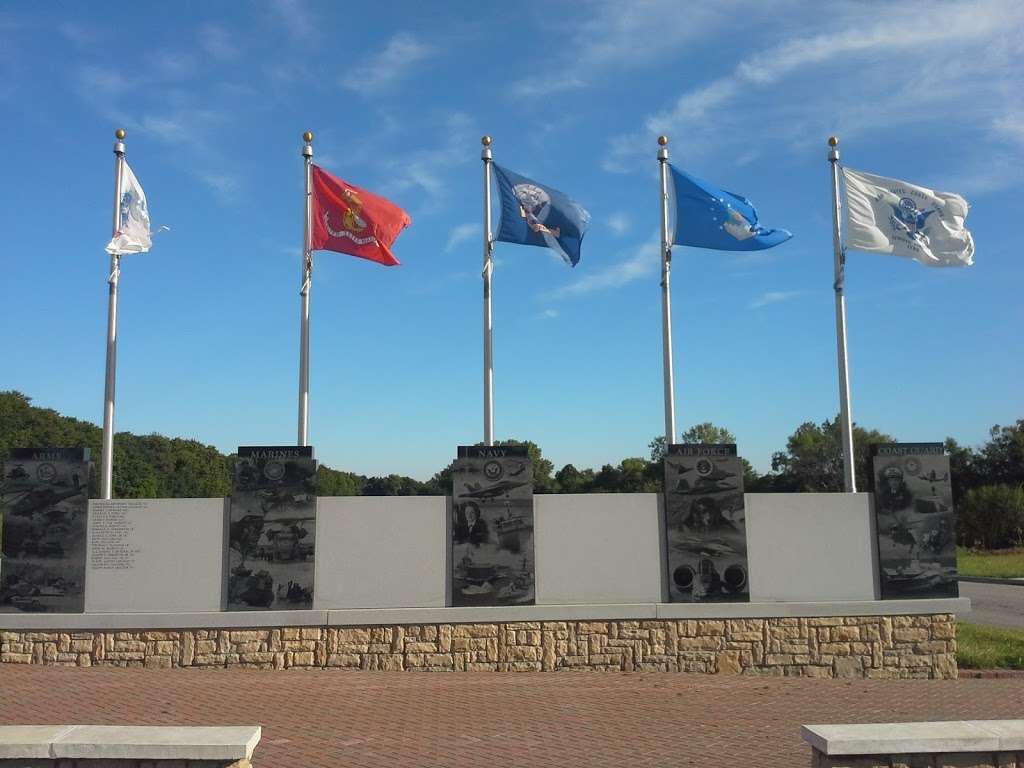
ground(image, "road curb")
xmin=958 ymin=576 xmax=1024 ymax=587
xmin=958 ymin=669 xmax=1024 ymax=679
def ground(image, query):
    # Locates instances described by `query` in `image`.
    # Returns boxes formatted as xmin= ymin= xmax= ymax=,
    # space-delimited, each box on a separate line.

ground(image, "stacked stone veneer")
xmin=0 ymin=614 xmax=957 ymax=678
xmin=812 ymin=751 xmax=1024 ymax=768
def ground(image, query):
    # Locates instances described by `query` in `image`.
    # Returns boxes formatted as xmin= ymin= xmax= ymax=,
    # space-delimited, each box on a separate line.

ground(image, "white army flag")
xmin=842 ymin=167 xmax=974 ymax=267
xmin=105 ymin=161 xmax=152 ymax=255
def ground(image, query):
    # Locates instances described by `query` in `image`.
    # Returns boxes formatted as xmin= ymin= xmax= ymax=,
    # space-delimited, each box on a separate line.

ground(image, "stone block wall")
xmin=0 ymin=614 xmax=957 ymax=678
xmin=811 ymin=750 xmax=1023 ymax=767
xmin=0 ymin=761 xmax=250 ymax=768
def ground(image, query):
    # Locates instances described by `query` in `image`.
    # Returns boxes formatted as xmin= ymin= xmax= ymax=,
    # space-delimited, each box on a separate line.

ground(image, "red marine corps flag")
xmin=310 ymin=165 xmax=411 ymax=266
xmin=294 ymin=131 xmax=413 ymax=447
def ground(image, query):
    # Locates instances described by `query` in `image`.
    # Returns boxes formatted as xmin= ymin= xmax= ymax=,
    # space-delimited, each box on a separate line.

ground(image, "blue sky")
xmin=1 ymin=1 xmax=1022 ymax=480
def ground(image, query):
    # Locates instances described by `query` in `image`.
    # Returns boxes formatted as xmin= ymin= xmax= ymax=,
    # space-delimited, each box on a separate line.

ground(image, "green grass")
xmin=957 ymin=546 xmax=1024 ymax=578
xmin=957 ymin=621 xmax=1024 ymax=669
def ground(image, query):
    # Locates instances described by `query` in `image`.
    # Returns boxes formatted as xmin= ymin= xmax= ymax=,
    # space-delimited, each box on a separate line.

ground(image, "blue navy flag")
xmin=493 ymin=164 xmax=590 ymax=266
xmin=669 ymin=165 xmax=791 ymax=251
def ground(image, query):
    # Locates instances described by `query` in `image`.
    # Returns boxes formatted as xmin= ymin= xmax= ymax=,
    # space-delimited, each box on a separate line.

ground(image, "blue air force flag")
xmin=842 ymin=167 xmax=974 ymax=267
xmin=493 ymin=164 xmax=590 ymax=266
xmin=105 ymin=161 xmax=152 ymax=255
xmin=669 ymin=166 xmax=791 ymax=251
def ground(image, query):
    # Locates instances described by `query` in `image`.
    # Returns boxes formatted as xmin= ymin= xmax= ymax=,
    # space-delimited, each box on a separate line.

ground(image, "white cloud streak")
xmin=199 ymin=23 xmax=239 ymax=61
xmin=749 ymin=290 xmax=803 ymax=309
xmin=268 ymin=0 xmax=317 ymax=41
xmin=511 ymin=0 xmax=738 ymax=97
xmin=343 ymin=32 xmax=434 ymax=96
xmin=445 ymin=223 xmax=480 ymax=252
xmin=546 ymin=235 xmax=660 ymax=299
xmin=605 ymin=0 xmax=1024 ymax=172
xmin=384 ymin=112 xmax=478 ymax=212
xmin=607 ymin=212 xmax=631 ymax=236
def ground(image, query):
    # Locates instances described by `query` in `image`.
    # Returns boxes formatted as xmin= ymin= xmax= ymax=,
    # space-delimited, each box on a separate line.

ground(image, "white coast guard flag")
xmin=105 ymin=161 xmax=152 ymax=255
xmin=842 ymin=167 xmax=974 ymax=267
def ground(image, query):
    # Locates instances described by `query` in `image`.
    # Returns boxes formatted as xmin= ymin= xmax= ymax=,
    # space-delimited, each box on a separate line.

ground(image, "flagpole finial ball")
xmin=658 ymin=135 xmax=668 ymax=146
xmin=115 ymin=128 xmax=126 ymax=140
xmin=481 ymin=135 xmax=492 ymax=146
xmin=303 ymin=131 xmax=314 ymax=143
xmin=828 ymin=136 xmax=839 ymax=147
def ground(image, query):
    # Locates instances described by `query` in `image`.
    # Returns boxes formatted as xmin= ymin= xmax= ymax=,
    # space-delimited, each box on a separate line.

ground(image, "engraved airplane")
xmin=667 ymin=459 xmax=739 ymax=494
xmin=672 ymin=535 xmax=738 ymax=557
xmin=461 ymin=480 xmax=531 ymax=499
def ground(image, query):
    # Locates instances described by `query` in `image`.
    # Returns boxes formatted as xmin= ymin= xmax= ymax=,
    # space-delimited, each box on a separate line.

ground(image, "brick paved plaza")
xmin=1 ymin=667 xmax=1021 ymax=767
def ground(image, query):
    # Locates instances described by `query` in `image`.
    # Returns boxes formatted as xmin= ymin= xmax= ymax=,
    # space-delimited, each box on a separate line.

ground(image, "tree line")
xmin=1 ymin=390 xmax=1021 ymax=547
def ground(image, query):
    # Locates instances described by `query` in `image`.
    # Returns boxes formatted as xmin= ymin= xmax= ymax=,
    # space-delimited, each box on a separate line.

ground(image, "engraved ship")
xmin=493 ymin=508 xmax=533 ymax=551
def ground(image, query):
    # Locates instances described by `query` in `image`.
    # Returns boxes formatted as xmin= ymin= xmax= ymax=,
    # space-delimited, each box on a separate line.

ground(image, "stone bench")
xmin=0 ymin=725 xmax=260 ymax=768
xmin=801 ymin=720 xmax=1024 ymax=768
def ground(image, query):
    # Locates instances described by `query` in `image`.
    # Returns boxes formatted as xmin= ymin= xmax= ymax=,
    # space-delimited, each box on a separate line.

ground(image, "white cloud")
xmin=76 ymin=65 xmax=123 ymax=95
xmin=139 ymin=114 xmax=189 ymax=144
xmin=445 ymin=223 xmax=480 ymax=252
xmin=511 ymin=74 xmax=585 ymax=99
xmin=644 ymin=78 xmax=738 ymax=136
xmin=58 ymin=22 xmax=101 ymax=48
xmin=607 ymin=212 xmax=631 ymax=236
xmin=993 ymin=111 xmax=1024 ymax=146
xmin=343 ymin=33 xmax=434 ymax=96
xmin=511 ymin=0 xmax=738 ymax=97
xmin=605 ymin=0 xmax=1024 ymax=172
xmin=199 ymin=23 xmax=239 ymax=61
xmin=268 ymin=0 xmax=317 ymax=41
xmin=149 ymin=51 xmax=197 ymax=81
xmin=384 ymin=112 xmax=478 ymax=212
xmin=139 ymin=107 xmax=227 ymax=146
xmin=749 ymin=290 xmax=803 ymax=309
xmin=539 ymin=308 xmax=559 ymax=319
xmin=547 ymin=235 xmax=660 ymax=299
xmin=197 ymin=172 xmax=241 ymax=203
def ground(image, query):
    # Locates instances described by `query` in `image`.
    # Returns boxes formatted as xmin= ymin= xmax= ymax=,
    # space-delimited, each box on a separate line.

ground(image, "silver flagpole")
xmin=828 ymin=135 xmax=857 ymax=493
xmin=481 ymin=135 xmax=494 ymax=446
xmin=657 ymin=135 xmax=676 ymax=446
xmin=297 ymin=131 xmax=313 ymax=446
xmin=100 ymin=128 xmax=127 ymax=500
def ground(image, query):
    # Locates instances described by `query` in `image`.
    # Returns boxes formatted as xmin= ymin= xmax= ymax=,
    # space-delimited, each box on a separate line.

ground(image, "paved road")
xmin=2 ymin=667 xmax=1022 ymax=768
xmin=959 ymin=580 xmax=1024 ymax=630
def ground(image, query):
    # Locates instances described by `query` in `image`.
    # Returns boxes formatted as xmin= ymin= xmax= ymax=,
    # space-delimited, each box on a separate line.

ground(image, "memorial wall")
xmin=1 ymin=449 xmax=90 ymax=614
xmin=663 ymin=444 xmax=749 ymax=603
xmin=227 ymin=446 xmax=318 ymax=611
xmin=4 ymin=490 xmax=897 ymax=613
xmin=85 ymin=499 xmax=223 ymax=613
xmin=0 ymin=442 xmax=964 ymax=615
xmin=869 ymin=443 xmax=958 ymax=600
xmin=0 ymin=468 xmax=966 ymax=677
xmin=451 ymin=445 xmax=535 ymax=607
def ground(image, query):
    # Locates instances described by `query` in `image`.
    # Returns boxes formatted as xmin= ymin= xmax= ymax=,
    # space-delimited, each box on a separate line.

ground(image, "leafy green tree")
xmin=944 ymin=437 xmax=981 ymax=505
xmin=770 ymin=416 xmax=894 ymax=492
xmin=681 ymin=422 xmax=736 ymax=445
xmin=362 ymin=474 xmax=427 ymax=496
xmin=554 ymin=463 xmax=594 ymax=494
xmin=618 ymin=457 xmax=661 ymax=492
xmin=958 ymin=484 xmax=1024 ymax=549
xmin=317 ymin=466 xmax=365 ymax=496
xmin=590 ymin=463 xmax=623 ymax=493
xmin=422 ymin=461 xmax=454 ymax=496
xmin=648 ymin=436 xmax=667 ymax=463
xmin=977 ymin=420 xmax=1024 ymax=488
